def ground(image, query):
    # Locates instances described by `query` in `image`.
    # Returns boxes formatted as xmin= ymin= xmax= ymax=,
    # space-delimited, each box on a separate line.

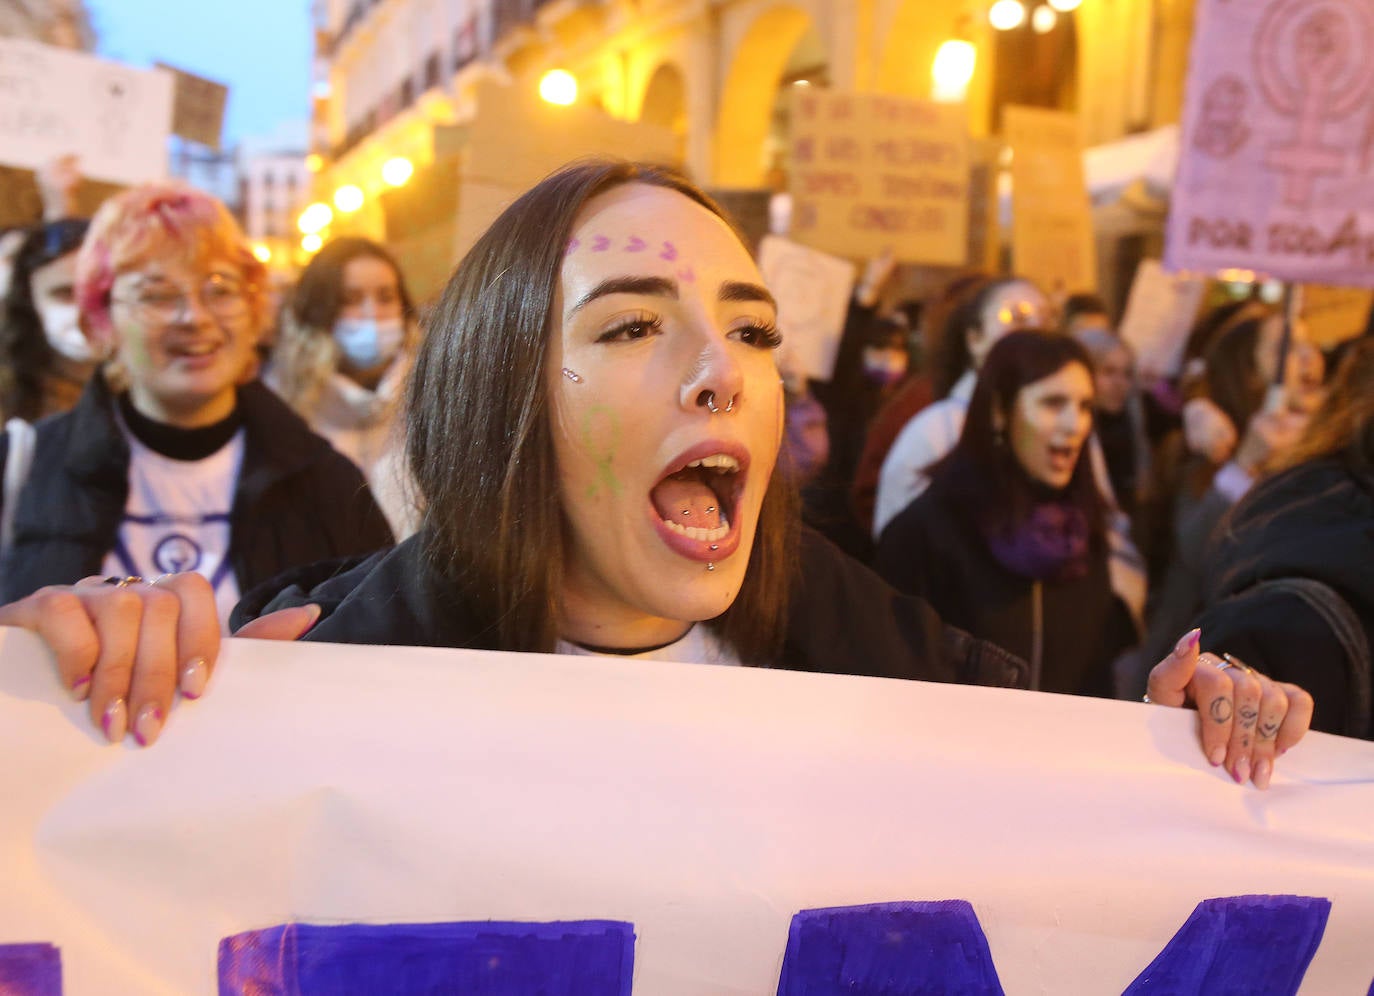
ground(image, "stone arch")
xmin=713 ymin=3 xmax=817 ymax=187
xmin=638 ymin=61 xmax=688 ymax=163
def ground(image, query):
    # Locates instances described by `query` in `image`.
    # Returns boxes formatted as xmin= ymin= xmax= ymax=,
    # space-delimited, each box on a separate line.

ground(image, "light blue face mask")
xmin=333 ymin=317 xmax=404 ymax=369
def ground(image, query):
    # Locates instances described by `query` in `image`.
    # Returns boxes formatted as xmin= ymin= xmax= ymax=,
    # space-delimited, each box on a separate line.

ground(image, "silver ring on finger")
xmin=1221 ymin=652 xmax=1257 ymax=677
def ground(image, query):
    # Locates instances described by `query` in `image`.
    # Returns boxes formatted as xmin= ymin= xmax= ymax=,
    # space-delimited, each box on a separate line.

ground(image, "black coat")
xmin=0 ymin=374 xmax=394 ymax=601
xmin=1198 ymin=458 xmax=1374 ymax=738
xmin=874 ymin=473 xmax=1132 ymax=697
xmin=232 ymin=527 xmax=1031 ymax=690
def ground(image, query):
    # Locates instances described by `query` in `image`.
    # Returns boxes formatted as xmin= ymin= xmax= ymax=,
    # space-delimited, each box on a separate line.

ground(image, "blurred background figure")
xmin=851 ymin=271 xmax=989 ymax=537
xmin=873 ymin=275 xmax=1050 ymax=538
xmin=1 ymin=218 xmax=95 ymax=422
xmin=1198 ymin=337 xmax=1374 ymax=738
xmin=1060 ymin=292 xmax=1111 ymax=336
xmin=0 ymin=183 xmax=392 ymax=633
xmin=801 ymin=250 xmax=908 ymax=561
xmin=1141 ymin=306 xmax=1323 ymax=670
xmin=267 ymin=237 xmax=421 ymax=537
xmin=1074 ymin=326 xmax=1151 ymax=526
xmin=875 ymin=331 xmax=1134 ymax=696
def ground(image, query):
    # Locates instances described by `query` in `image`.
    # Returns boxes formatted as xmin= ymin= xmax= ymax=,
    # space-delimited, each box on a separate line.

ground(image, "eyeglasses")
xmin=110 ymin=273 xmax=253 ymax=323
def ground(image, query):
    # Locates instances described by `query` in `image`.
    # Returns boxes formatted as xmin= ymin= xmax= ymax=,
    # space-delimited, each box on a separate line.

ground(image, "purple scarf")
xmin=986 ymin=502 xmax=1091 ymax=582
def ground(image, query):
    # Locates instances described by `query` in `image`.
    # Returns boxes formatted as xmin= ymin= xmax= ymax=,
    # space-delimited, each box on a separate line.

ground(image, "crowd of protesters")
xmin=0 ymin=156 xmax=1353 ymax=789
xmin=793 ymin=257 xmax=1371 ymax=739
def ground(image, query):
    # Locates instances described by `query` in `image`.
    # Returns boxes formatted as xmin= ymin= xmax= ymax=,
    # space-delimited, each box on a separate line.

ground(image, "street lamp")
xmin=301 ymin=233 xmax=323 ymax=253
xmin=334 ymin=184 xmax=364 ymax=212
xmin=989 ymin=0 xmax=1027 ymax=30
xmin=539 ymin=69 xmax=578 ymax=106
xmin=382 ymin=157 xmax=414 ymax=187
xmin=297 ymin=202 xmax=332 ymax=235
xmin=932 ymin=40 xmax=977 ymax=103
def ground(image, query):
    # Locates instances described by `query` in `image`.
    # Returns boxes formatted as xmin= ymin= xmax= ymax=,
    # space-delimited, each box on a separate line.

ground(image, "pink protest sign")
xmin=1165 ymin=0 xmax=1374 ymax=286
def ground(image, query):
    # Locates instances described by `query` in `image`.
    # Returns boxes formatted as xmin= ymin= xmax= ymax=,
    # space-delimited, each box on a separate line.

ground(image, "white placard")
xmin=1118 ymin=258 xmax=1209 ymax=379
xmin=1 ymin=626 xmax=1372 ymax=993
xmin=0 ymin=39 xmax=172 ymax=186
xmin=758 ymin=234 xmax=856 ymax=382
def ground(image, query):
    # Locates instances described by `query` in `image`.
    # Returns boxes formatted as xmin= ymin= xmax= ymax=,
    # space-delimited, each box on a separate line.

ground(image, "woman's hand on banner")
xmin=0 ymin=574 xmax=317 ymax=747
xmin=1145 ymin=627 xmax=1313 ymax=790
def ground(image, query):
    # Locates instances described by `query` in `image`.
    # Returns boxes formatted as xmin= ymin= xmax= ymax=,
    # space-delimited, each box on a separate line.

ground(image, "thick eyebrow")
xmin=719 ymin=280 xmax=776 ymax=310
xmin=569 ymin=276 xmax=677 ymax=316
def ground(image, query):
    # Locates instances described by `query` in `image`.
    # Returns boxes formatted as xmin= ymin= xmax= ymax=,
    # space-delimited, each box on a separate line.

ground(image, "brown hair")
xmin=1277 ymin=337 xmax=1374 ymax=472
xmin=406 ymin=159 xmax=798 ymax=659
xmin=272 ymin=237 xmax=418 ymax=410
xmin=933 ymin=330 xmax=1107 ymax=542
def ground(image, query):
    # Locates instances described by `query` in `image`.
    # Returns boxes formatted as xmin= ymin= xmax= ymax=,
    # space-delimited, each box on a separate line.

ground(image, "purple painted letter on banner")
xmin=218 ymin=919 xmax=634 ymax=995
xmin=777 ymin=899 xmax=1004 ymax=995
xmin=0 ymin=943 xmax=61 ymax=996
xmin=1124 ymin=894 xmax=1330 ymax=995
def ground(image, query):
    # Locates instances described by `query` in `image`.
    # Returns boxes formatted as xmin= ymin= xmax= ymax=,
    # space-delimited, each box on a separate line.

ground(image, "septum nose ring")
xmin=702 ymin=390 xmax=735 ymax=414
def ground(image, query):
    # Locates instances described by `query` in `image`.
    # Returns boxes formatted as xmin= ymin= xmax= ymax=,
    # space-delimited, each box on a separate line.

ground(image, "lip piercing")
xmin=562 ymin=367 xmax=583 ymax=383
xmin=706 ymin=563 xmax=715 ymax=572
xmin=709 ymin=544 xmax=718 ymax=551
xmin=703 ymin=391 xmax=735 ymax=414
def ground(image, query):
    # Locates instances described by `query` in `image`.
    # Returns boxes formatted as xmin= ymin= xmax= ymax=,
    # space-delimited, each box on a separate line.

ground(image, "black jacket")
xmin=874 ymin=472 xmax=1132 ymax=697
xmin=232 ymin=527 xmax=1030 ymax=689
xmin=1198 ymin=458 xmax=1374 ymax=738
xmin=0 ymin=374 xmax=394 ymax=601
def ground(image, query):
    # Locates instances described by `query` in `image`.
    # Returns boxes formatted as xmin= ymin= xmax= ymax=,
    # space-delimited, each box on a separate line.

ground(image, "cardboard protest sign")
xmin=156 ymin=63 xmax=228 ymax=151
xmin=1165 ymin=0 xmax=1374 ymax=286
xmin=1117 ymin=258 xmax=1209 ymax=378
xmin=1300 ymin=283 xmax=1374 ymax=349
xmin=451 ymin=81 xmax=678 ymax=263
xmin=1004 ymin=105 xmax=1098 ymax=297
xmin=2 ymin=627 xmax=1372 ymax=993
xmin=758 ymin=234 xmax=856 ymax=382
xmin=787 ymin=90 xmax=969 ymax=265
xmin=0 ymin=39 xmax=172 ymax=186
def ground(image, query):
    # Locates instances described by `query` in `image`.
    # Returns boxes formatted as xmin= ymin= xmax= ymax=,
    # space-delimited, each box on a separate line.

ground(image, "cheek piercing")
xmin=562 ymin=367 xmax=583 ymax=383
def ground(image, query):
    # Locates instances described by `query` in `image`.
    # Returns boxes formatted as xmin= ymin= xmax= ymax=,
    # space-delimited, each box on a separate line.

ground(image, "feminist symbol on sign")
xmin=1253 ymin=0 xmax=1374 ymax=207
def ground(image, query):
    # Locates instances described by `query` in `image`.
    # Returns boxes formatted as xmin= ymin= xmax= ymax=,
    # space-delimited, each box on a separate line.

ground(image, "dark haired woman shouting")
xmin=876 ymin=332 xmax=1139 ymax=701
xmin=0 ymin=162 xmax=1310 ymax=787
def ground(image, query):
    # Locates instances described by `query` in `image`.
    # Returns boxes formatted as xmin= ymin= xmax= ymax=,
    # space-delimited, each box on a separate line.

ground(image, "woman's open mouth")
xmin=647 ymin=443 xmax=748 ymax=562
xmin=1046 ymin=443 xmax=1078 ymax=472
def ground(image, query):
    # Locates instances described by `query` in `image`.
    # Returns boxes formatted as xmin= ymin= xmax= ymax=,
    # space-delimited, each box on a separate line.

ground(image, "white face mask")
xmin=38 ymin=301 xmax=95 ymax=363
xmin=333 ymin=316 xmax=404 ymax=370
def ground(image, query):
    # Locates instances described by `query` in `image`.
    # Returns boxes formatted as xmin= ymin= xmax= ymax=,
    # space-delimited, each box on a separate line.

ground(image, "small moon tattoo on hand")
xmin=1209 ymin=696 xmax=1233 ymax=724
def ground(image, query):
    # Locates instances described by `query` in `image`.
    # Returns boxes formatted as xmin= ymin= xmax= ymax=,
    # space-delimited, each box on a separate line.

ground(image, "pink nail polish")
xmin=1174 ymin=628 xmax=1201 ymax=656
xmin=133 ymin=704 xmax=164 ymax=747
xmin=1209 ymin=746 xmax=1225 ymax=767
xmin=1234 ymin=756 xmax=1250 ymax=785
xmin=101 ymin=698 xmax=128 ymax=743
xmin=179 ymin=658 xmax=208 ymax=700
xmin=70 ymin=674 xmax=92 ymax=701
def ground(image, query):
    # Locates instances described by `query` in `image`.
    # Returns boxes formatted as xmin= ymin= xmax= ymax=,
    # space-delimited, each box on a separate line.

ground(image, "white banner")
xmin=1 ymin=627 xmax=1372 ymax=993
xmin=0 ymin=39 xmax=172 ymax=186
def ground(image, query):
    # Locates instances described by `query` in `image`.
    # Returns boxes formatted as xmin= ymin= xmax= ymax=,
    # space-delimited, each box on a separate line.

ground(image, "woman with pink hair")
xmin=0 ymin=183 xmax=393 ymax=745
